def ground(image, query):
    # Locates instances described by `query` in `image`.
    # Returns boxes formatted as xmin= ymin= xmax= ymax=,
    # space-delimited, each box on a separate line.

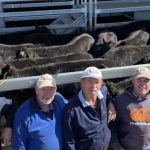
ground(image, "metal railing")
xmin=1 ymin=64 xmax=150 ymax=92
xmin=93 ymin=0 xmax=150 ymax=29
xmin=0 ymin=0 xmax=150 ymax=33
xmin=0 ymin=0 xmax=88 ymax=34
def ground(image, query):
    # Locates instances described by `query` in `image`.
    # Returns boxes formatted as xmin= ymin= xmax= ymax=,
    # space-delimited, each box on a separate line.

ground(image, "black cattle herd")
xmin=1 ymin=20 xmax=150 ymax=103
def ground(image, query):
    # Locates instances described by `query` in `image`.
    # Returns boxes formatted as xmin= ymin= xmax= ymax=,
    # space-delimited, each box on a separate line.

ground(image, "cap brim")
xmin=81 ymin=75 xmax=102 ymax=80
xmin=134 ymin=74 xmax=150 ymax=79
xmin=37 ymin=83 xmax=56 ymax=88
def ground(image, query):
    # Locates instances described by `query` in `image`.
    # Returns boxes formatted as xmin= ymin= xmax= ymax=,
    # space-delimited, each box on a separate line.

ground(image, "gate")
xmin=0 ymin=0 xmax=88 ymax=34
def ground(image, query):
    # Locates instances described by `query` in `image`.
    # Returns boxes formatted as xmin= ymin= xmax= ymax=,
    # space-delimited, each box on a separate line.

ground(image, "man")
xmin=0 ymin=97 xmax=16 ymax=149
xmin=63 ymin=66 xmax=114 ymax=150
xmin=111 ymin=66 xmax=150 ymax=150
xmin=13 ymin=74 xmax=67 ymax=150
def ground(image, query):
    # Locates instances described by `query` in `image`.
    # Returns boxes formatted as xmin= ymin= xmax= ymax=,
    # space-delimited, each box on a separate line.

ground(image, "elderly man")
xmin=13 ymin=74 xmax=67 ymax=150
xmin=111 ymin=66 xmax=150 ymax=150
xmin=63 ymin=66 xmax=114 ymax=150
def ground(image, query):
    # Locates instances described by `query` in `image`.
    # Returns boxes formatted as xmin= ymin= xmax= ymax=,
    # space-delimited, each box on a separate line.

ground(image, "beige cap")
xmin=81 ymin=66 xmax=102 ymax=80
xmin=134 ymin=67 xmax=150 ymax=79
xmin=36 ymin=74 xmax=56 ymax=88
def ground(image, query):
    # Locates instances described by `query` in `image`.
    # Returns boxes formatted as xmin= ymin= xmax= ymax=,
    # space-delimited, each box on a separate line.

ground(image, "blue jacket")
xmin=63 ymin=86 xmax=111 ymax=150
xmin=13 ymin=92 xmax=67 ymax=150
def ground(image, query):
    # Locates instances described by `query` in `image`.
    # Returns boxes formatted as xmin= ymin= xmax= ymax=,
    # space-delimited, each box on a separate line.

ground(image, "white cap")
xmin=36 ymin=74 xmax=56 ymax=88
xmin=81 ymin=66 xmax=102 ymax=80
xmin=134 ymin=67 xmax=150 ymax=79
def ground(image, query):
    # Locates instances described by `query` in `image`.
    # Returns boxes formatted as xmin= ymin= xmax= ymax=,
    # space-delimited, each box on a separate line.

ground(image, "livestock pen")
xmin=1 ymin=0 xmax=150 ymax=150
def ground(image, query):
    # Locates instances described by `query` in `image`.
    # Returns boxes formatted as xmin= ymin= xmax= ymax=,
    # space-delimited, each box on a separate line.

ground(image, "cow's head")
xmin=15 ymin=47 xmax=29 ymax=59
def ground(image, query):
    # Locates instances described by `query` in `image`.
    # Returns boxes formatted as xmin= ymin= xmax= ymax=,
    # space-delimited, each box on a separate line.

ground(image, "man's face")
xmin=35 ymin=86 xmax=57 ymax=105
xmin=132 ymin=77 xmax=150 ymax=97
xmin=81 ymin=77 xmax=102 ymax=100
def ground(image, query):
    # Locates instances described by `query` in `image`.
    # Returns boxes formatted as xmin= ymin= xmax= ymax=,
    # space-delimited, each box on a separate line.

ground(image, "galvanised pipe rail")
xmin=1 ymin=64 xmax=150 ymax=92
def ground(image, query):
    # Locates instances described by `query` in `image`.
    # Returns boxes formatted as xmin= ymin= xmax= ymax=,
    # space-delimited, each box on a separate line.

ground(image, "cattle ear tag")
xmin=0 ymin=80 xmax=4 ymax=85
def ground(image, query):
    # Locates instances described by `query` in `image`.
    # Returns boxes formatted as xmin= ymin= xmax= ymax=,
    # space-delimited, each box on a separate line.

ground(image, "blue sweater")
xmin=13 ymin=92 xmax=67 ymax=150
xmin=63 ymin=87 xmax=111 ymax=150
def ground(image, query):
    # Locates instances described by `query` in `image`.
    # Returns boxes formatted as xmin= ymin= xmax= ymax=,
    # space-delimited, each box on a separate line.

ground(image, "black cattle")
xmin=89 ymin=31 xmax=118 ymax=58
xmin=2 ymin=58 xmax=119 ymax=79
xmin=0 ymin=53 xmax=93 ymax=70
xmin=106 ymin=78 xmax=132 ymax=98
xmin=103 ymin=45 xmax=150 ymax=66
xmin=117 ymin=30 xmax=149 ymax=46
xmin=16 ymin=33 xmax=95 ymax=58
xmin=0 ymin=43 xmax=37 ymax=61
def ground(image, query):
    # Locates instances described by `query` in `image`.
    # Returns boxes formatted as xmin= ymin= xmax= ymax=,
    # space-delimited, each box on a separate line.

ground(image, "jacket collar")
xmin=78 ymin=90 xmax=104 ymax=107
xmin=29 ymin=94 xmax=54 ymax=113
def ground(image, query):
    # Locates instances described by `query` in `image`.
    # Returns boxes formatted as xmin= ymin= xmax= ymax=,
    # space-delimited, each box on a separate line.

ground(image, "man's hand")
xmin=108 ymin=102 xmax=116 ymax=123
xmin=1 ymin=127 xmax=12 ymax=146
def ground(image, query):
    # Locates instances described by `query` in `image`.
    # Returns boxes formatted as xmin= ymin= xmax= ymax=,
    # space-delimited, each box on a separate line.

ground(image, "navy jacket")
xmin=63 ymin=88 xmax=111 ymax=150
xmin=111 ymin=87 xmax=150 ymax=150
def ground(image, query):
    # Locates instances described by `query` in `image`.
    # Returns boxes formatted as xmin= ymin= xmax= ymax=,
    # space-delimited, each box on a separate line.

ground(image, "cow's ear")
xmin=1 ymin=64 xmax=11 ymax=79
xmin=1 ymin=64 xmax=10 ymax=74
xmin=103 ymin=38 xmax=106 ymax=45
xmin=2 ymin=64 xmax=17 ymax=79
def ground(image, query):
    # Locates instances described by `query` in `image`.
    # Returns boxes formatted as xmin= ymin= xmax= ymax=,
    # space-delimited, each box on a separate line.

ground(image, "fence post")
xmin=84 ymin=0 xmax=88 ymax=32
xmin=0 ymin=3 xmax=5 ymax=28
xmin=88 ymin=0 xmax=94 ymax=32
xmin=93 ymin=0 xmax=97 ymax=31
xmin=75 ymin=0 xmax=79 ymax=6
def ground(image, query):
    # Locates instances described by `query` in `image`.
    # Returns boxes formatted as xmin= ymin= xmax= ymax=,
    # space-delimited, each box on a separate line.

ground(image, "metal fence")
xmin=1 ymin=64 xmax=150 ymax=92
xmin=93 ymin=0 xmax=150 ymax=29
xmin=0 ymin=0 xmax=150 ymax=92
xmin=0 ymin=0 xmax=88 ymax=34
xmin=0 ymin=0 xmax=150 ymax=33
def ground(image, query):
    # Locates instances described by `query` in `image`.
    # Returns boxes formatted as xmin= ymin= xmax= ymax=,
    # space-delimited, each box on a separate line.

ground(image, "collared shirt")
xmin=78 ymin=90 xmax=104 ymax=118
xmin=78 ymin=90 xmax=104 ymax=107
xmin=63 ymin=85 xmax=111 ymax=150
